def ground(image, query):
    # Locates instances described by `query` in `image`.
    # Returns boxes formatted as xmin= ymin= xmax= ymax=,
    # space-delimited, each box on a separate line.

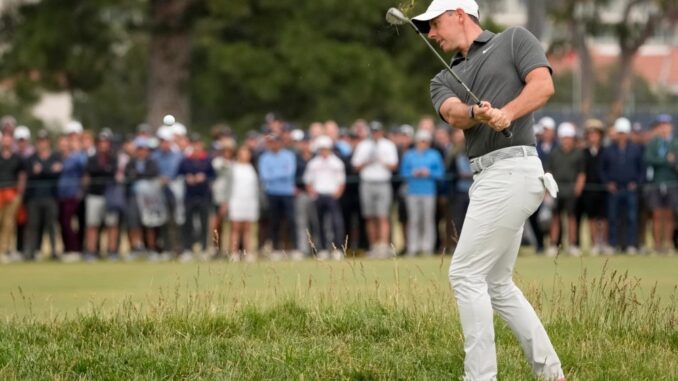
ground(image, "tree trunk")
xmin=573 ymin=23 xmax=594 ymax=119
xmin=146 ymin=0 xmax=195 ymax=128
xmin=608 ymin=51 xmax=635 ymax=122
xmin=526 ymin=0 xmax=546 ymax=40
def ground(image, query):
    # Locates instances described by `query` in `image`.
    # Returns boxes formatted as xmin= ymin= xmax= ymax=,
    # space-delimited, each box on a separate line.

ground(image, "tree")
xmin=608 ymin=0 xmax=677 ymax=120
xmin=0 ymin=0 xmax=144 ymax=129
xmin=146 ymin=0 xmax=204 ymax=128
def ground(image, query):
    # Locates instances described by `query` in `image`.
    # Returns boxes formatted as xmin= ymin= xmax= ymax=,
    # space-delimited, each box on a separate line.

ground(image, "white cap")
xmin=162 ymin=114 xmax=175 ymax=126
xmin=157 ymin=126 xmax=174 ymax=141
xmin=533 ymin=123 xmax=544 ymax=135
xmin=415 ymin=129 xmax=433 ymax=142
xmin=14 ymin=126 xmax=30 ymax=140
xmin=290 ymin=129 xmax=305 ymax=142
xmin=315 ymin=135 xmax=333 ymax=150
xmin=412 ymin=0 xmax=480 ymax=32
xmin=557 ymin=122 xmax=577 ymax=138
xmin=614 ymin=117 xmax=631 ymax=134
xmin=172 ymin=122 xmax=187 ymax=136
xmin=64 ymin=120 xmax=83 ymax=135
xmin=538 ymin=116 xmax=556 ymax=130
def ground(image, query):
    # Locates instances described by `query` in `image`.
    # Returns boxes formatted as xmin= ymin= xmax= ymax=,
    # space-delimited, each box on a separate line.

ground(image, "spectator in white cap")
xmin=151 ymin=125 xmax=184 ymax=257
xmin=57 ymin=122 xmax=88 ymax=258
xmin=545 ymin=122 xmax=586 ymax=257
xmin=536 ymin=116 xmax=556 ymax=167
xmin=13 ymin=126 xmax=34 ymax=158
xmin=303 ymin=135 xmax=346 ymax=260
xmin=600 ymin=117 xmax=644 ymax=254
xmin=399 ymin=129 xmax=444 ymax=256
xmin=124 ymin=136 xmax=161 ymax=260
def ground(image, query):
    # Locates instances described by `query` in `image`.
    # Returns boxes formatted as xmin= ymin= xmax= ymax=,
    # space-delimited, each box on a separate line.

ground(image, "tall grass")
xmin=0 ymin=259 xmax=676 ymax=380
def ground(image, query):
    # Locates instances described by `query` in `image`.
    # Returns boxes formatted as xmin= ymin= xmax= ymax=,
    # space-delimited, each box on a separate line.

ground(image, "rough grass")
xmin=0 ymin=257 xmax=676 ymax=380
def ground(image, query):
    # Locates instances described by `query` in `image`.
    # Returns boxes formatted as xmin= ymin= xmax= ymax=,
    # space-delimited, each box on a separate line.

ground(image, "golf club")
xmin=386 ymin=7 xmax=512 ymax=138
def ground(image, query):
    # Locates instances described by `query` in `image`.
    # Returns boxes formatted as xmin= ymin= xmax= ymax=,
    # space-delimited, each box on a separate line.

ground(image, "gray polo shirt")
xmin=430 ymin=27 xmax=552 ymax=158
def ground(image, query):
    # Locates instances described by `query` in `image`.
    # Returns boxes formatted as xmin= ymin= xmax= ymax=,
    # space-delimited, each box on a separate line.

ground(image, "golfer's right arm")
xmin=437 ymin=97 xmax=481 ymax=130
xmin=431 ymin=77 xmax=486 ymax=130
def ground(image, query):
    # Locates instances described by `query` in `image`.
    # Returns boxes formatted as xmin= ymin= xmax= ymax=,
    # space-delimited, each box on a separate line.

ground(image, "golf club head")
xmin=385 ymin=8 xmax=409 ymax=26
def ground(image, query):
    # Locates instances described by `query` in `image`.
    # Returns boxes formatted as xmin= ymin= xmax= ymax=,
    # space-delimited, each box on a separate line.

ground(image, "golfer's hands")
xmin=473 ymin=102 xmax=511 ymax=131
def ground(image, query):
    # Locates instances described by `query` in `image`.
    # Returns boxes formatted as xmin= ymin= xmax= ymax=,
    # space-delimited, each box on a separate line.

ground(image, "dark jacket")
xmin=124 ymin=158 xmax=160 ymax=196
xmin=177 ymin=152 xmax=214 ymax=201
xmin=599 ymin=142 xmax=644 ymax=187
xmin=24 ymin=152 xmax=62 ymax=200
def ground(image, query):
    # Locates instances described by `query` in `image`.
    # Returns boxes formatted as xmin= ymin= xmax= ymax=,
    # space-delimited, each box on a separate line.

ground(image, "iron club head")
xmin=385 ymin=8 xmax=409 ymax=26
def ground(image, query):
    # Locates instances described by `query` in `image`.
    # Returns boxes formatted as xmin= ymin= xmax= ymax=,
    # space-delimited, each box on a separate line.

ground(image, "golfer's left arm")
xmin=493 ymin=67 xmax=554 ymax=126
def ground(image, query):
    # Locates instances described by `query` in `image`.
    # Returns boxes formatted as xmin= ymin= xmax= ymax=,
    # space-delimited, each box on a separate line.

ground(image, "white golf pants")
xmin=449 ymin=155 xmax=564 ymax=381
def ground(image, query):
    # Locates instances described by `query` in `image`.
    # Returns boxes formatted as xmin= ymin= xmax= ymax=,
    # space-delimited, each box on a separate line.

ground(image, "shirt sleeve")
xmin=430 ymin=70 xmax=460 ymax=118
xmin=335 ymin=158 xmax=346 ymax=184
xmin=351 ymin=142 xmax=366 ymax=167
xmin=510 ymin=26 xmax=552 ymax=81
xmin=302 ymin=160 xmax=314 ymax=185
xmin=383 ymin=141 xmax=399 ymax=166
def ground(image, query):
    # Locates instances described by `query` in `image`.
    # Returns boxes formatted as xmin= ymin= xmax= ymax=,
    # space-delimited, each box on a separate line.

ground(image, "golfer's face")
xmin=428 ymin=11 xmax=462 ymax=52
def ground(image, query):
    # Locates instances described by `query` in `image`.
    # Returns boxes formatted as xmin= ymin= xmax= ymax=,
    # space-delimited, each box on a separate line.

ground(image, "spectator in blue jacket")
xmin=600 ymin=117 xmax=644 ymax=254
xmin=399 ymin=130 xmax=444 ymax=256
xmin=57 ymin=127 xmax=87 ymax=256
xmin=258 ymin=133 xmax=299 ymax=260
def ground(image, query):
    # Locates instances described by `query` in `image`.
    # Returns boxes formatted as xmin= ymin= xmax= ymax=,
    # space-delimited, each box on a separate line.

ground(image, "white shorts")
xmin=86 ymin=195 xmax=119 ymax=227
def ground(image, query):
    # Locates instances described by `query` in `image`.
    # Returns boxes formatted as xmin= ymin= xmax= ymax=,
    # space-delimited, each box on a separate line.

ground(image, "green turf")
xmin=0 ymin=254 xmax=675 ymax=318
xmin=0 ymin=254 xmax=676 ymax=380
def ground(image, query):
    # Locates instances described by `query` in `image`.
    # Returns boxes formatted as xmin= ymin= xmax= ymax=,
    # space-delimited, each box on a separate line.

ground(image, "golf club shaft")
xmin=405 ymin=19 xmax=512 ymax=138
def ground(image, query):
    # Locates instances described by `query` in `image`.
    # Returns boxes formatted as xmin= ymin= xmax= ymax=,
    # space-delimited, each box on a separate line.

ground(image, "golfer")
xmin=412 ymin=1 xmax=565 ymax=380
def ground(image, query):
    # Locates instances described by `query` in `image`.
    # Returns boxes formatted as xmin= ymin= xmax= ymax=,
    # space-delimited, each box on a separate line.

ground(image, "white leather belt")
xmin=470 ymin=146 xmax=538 ymax=174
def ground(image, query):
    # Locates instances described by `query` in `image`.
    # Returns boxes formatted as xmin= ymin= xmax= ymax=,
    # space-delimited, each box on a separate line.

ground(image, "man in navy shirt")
xmin=600 ymin=117 xmax=644 ymax=254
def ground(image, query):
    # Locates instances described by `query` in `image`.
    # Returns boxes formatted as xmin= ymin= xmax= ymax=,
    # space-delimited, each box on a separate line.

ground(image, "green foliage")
xmin=191 ymin=0 xmax=443 ymax=133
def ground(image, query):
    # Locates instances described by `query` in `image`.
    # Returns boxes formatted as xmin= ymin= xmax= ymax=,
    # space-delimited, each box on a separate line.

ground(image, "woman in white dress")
xmin=229 ymin=146 xmax=259 ymax=261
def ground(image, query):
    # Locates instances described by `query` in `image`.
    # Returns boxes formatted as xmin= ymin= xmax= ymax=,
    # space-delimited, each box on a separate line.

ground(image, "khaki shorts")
xmin=86 ymin=195 xmax=119 ymax=227
xmin=359 ymin=181 xmax=392 ymax=218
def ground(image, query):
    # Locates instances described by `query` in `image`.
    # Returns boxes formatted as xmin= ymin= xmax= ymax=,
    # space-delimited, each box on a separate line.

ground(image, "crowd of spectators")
xmin=0 ymin=112 xmax=674 ymax=263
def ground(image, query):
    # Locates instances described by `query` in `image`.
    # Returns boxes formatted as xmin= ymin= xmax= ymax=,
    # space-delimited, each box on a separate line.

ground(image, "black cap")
xmin=97 ymin=128 xmax=113 ymax=141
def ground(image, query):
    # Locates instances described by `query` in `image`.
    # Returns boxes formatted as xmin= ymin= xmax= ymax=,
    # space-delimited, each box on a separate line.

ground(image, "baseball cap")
xmin=64 ymin=120 xmax=84 ymax=135
xmin=653 ymin=114 xmax=673 ymax=125
xmin=172 ymin=122 xmax=187 ymax=136
xmin=538 ymin=116 xmax=556 ymax=131
xmin=315 ymin=135 xmax=333 ymax=149
xmin=157 ymin=126 xmax=174 ymax=141
xmin=14 ymin=126 xmax=30 ymax=140
xmin=134 ymin=136 xmax=150 ymax=149
xmin=584 ymin=118 xmax=604 ymax=131
xmin=97 ymin=128 xmax=113 ymax=141
xmin=369 ymin=121 xmax=384 ymax=132
xmin=557 ymin=122 xmax=576 ymax=138
xmin=36 ymin=129 xmax=50 ymax=141
xmin=400 ymin=124 xmax=415 ymax=137
xmin=614 ymin=117 xmax=632 ymax=134
xmin=415 ymin=129 xmax=433 ymax=142
xmin=412 ymin=0 xmax=480 ymax=33
xmin=290 ymin=129 xmax=306 ymax=142
xmin=533 ymin=123 xmax=544 ymax=135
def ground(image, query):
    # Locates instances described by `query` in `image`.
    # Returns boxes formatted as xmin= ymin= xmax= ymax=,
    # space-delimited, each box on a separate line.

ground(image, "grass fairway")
xmin=0 ymin=254 xmax=676 ymax=380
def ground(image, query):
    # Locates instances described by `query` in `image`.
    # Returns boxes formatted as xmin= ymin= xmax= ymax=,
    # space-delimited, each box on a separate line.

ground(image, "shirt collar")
xmin=451 ymin=30 xmax=495 ymax=66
